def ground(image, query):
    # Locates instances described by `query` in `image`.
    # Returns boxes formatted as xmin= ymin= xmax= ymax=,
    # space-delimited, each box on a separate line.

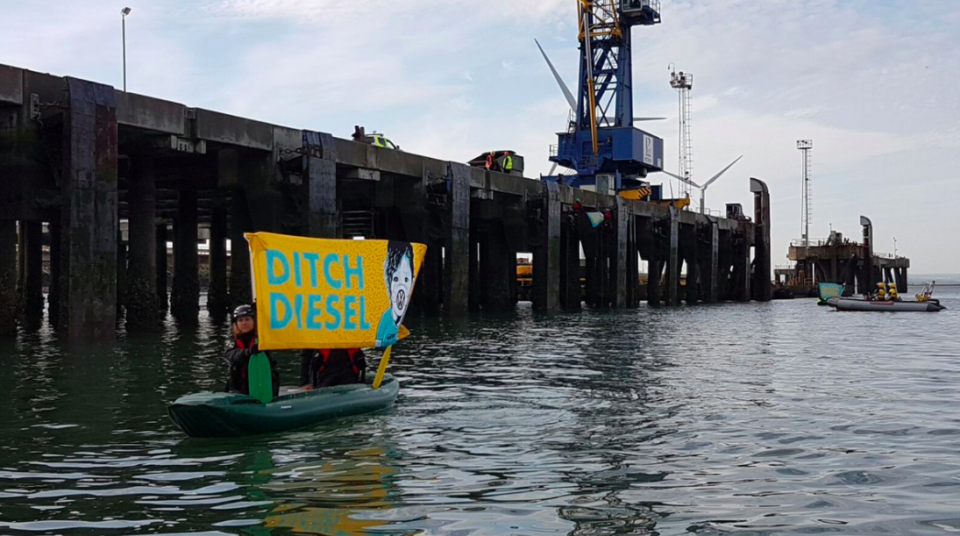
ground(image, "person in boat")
xmin=299 ymin=348 xmax=367 ymax=389
xmin=888 ymin=283 xmax=899 ymax=301
xmin=224 ymin=304 xmax=280 ymax=396
xmin=376 ymin=241 xmax=415 ymax=348
xmin=875 ymin=282 xmax=887 ymax=301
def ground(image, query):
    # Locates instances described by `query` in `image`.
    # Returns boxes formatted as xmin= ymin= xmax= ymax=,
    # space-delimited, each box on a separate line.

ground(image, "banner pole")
xmin=372 ymin=346 xmax=393 ymax=390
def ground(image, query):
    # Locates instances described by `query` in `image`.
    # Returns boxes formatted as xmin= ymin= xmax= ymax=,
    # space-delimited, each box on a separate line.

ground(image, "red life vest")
xmin=234 ymin=336 xmax=259 ymax=383
xmin=316 ymin=349 xmax=361 ymax=377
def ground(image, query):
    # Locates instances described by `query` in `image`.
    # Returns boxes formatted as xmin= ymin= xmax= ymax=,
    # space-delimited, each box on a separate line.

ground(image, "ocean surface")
xmin=1 ymin=287 xmax=959 ymax=535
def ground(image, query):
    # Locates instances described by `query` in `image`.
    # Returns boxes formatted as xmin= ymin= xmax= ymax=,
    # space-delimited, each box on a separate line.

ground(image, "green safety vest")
xmin=503 ymin=155 xmax=513 ymax=171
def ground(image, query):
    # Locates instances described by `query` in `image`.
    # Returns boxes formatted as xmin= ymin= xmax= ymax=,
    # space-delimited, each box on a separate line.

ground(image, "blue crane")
xmin=538 ymin=0 xmax=665 ymax=192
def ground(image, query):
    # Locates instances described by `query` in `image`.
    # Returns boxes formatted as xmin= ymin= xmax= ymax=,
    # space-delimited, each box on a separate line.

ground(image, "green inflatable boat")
xmin=168 ymin=374 xmax=399 ymax=438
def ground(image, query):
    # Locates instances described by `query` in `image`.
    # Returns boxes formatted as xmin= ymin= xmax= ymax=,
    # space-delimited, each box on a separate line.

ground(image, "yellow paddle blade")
xmin=372 ymin=346 xmax=392 ymax=390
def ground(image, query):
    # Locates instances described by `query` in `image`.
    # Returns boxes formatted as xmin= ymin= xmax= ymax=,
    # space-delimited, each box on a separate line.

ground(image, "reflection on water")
xmin=1 ymin=288 xmax=959 ymax=534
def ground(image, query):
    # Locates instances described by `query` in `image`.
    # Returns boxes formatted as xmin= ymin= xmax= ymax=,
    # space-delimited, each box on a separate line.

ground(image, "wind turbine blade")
xmin=702 ymin=155 xmax=744 ymax=189
xmin=662 ymin=170 xmax=701 ymax=189
xmin=633 ymin=117 xmax=667 ymax=121
xmin=548 ymin=162 xmax=558 ymax=176
xmin=535 ymin=39 xmax=577 ymax=113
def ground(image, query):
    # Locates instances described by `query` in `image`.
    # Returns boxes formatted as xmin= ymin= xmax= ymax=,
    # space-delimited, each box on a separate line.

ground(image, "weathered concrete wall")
xmin=126 ymin=156 xmax=161 ymax=330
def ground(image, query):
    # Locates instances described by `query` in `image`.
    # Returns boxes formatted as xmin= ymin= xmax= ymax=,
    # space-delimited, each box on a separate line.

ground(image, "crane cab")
xmin=620 ymin=0 xmax=662 ymax=25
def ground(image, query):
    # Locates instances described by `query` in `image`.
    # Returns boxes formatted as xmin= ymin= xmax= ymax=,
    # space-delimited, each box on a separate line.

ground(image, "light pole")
xmin=894 ymin=237 xmax=897 ymax=258
xmin=121 ymin=7 xmax=131 ymax=92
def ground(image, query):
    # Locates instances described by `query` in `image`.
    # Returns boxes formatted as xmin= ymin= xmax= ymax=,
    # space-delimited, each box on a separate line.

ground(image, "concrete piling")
xmin=207 ymin=192 xmax=229 ymax=318
xmin=60 ymin=78 xmax=118 ymax=341
xmin=0 ymin=220 xmax=16 ymax=336
xmin=444 ymin=163 xmax=471 ymax=317
xmin=123 ymin=154 xmax=162 ymax=330
xmin=171 ymin=189 xmax=199 ymax=323
xmin=532 ymin=184 xmax=561 ymax=313
xmin=666 ymin=209 xmax=680 ymax=306
xmin=18 ymin=220 xmax=43 ymax=330
xmin=155 ymin=224 xmax=168 ymax=312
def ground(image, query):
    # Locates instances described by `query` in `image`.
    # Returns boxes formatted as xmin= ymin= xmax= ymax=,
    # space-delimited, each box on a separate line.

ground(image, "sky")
xmin=2 ymin=0 xmax=958 ymax=272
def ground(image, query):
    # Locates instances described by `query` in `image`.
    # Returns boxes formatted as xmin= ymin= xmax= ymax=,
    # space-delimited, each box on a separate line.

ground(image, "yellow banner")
xmin=245 ymin=232 xmax=426 ymax=351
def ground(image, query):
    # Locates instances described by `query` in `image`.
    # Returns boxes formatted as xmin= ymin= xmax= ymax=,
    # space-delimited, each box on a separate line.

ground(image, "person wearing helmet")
xmin=888 ymin=282 xmax=899 ymax=301
xmin=224 ymin=304 xmax=280 ymax=396
xmin=875 ymin=282 xmax=886 ymax=301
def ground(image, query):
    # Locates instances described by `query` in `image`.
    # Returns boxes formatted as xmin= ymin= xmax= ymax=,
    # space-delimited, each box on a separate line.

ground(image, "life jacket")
xmin=234 ymin=335 xmax=259 ymax=386
xmin=315 ymin=349 xmax=362 ymax=377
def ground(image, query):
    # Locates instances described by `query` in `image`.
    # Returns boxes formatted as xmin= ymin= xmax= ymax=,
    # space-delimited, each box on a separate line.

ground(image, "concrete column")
xmin=229 ymin=189 xmax=252 ymax=307
xmin=645 ymin=229 xmax=662 ymax=307
xmin=533 ymin=183 xmax=561 ymax=313
xmin=302 ymin=131 xmax=340 ymax=238
xmin=902 ymin=268 xmax=909 ymax=292
xmin=479 ymin=221 xmax=514 ymax=312
xmin=613 ymin=198 xmax=628 ymax=308
xmin=18 ymin=221 xmax=43 ymax=331
xmin=751 ymin=178 xmax=772 ymax=301
xmin=48 ymin=220 xmax=60 ymax=328
xmin=702 ymin=224 xmax=719 ymax=303
xmin=60 ymin=77 xmax=118 ymax=341
xmin=468 ymin=229 xmax=480 ymax=312
xmin=125 ymin=156 xmax=161 ymax=330
xmin=116 ymin=230 xmax=127 ymax=315
xmin=155 ymin=224 xmax=168 ymax=312
xmin=415 ymin=244 xmax=443 ymax=314
xmin=560 ymin=213 xmax=581 ymax=311
xmin=444 ymin=162 xmax=471 ymax=317
xmin=626 ymin=216 xmax=640 ymax=308
xmin=171 ymin=189 xmax=199 ymax=323
xmin=0 ymin=220 xmax=16 ymax=336
xmin=207 ymin=193 xmax=229 ymax=318
xmin=666 ymin=209 xmax=680 ymax=306
xmin=739 ymin=234 xmax=752 ymax=302
xmin=683 ymin=226 xmax=699 ymax=305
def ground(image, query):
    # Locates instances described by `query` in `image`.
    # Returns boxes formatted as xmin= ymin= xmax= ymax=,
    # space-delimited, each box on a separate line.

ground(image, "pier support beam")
xmin=0 ymin=220 xmax=16 ymax=336
xmin=626 ymin=214 xmax=640 ymax=308
xmin=171 ymin=189 xmax=199 ymax=323
xmin=207 ymin=193 xmax=229 ymax=318
xmin=125 ymin=156 xmax=161 ymax=331
xmin=533 ymin=184 xmax=561 ymax=313
xmin=739 ymin=234 xmax=751 ymax=302
xmin=18 ymin=221 xmax=43 ymax=331
xmin=229 ymin=189 xmax=252 ymax=307
xmin=751 ymin=178 xmax=772 ymax=301
xmin=681 ymin=224 xmax=699 ymax=305
xmin=444 ymin=163 xmax=471 ymax=317
xmin=613 ymin=198 xmax=629 ymax=308
xmin=644 ymin=220 xmax=662 ymax=307
xmin=156 ymin=224 xmax=168 ymax=312
xmin=117 ymin=230 xmax=127 ymax=315
xmin=60 ymin=78 xmax=118 ymax=341
xmin=666 ymin=209 xmax=680 ymax=306
xmin=559 ymin=212 xmax=581 ymax=311
xmin=704 ymin=224 xmax=719 ymax=303
xmin=479 ymin=221 xmax=514 ymax=312
xmin=48 ymin=221 xmax=60 ymax=328
xmin=302 ymin=131 xmax=340 ymax=238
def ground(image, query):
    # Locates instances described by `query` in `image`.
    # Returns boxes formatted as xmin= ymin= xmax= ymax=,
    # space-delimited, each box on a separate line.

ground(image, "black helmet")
xmin=232 ymin=304 xmax=255 ymax=321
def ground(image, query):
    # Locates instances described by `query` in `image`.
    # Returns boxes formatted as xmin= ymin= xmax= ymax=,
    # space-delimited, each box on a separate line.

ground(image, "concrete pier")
xmin=786 ymin=215 xmax=909 ymax=295
xmin=0 ymin=63 xmax=773 ymax=341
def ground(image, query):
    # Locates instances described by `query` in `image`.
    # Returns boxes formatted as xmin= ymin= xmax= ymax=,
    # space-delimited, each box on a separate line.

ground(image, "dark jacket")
xmin=224 ymin=332 xmax=280 ymax=396
xmin=300 ymin=349 xmax=367 ymax=388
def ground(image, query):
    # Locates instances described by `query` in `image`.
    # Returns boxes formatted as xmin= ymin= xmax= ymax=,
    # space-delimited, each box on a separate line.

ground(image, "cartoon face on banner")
xmin=245 ymin=232 xmax=426 ymax=351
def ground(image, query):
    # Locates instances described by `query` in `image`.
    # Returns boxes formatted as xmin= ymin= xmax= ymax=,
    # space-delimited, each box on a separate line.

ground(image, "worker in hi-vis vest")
xmin=502 ymin=153 xmax=513 ymax=172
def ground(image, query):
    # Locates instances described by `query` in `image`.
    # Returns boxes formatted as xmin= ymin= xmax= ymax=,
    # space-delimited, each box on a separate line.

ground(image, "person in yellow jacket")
xmin=888 ymin=282 xmax=899 ymax=301
xmin=875 ymin=282 xmax=886 ymax=301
